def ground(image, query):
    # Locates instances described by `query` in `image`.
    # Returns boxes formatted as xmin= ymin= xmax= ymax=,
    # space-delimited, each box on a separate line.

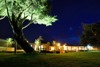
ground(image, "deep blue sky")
xmin=0 ymin=0 xmax=100 ymax=45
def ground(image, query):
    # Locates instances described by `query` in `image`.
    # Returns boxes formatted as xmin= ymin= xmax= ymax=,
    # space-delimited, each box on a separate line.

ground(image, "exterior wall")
xmin=1 ymin=45 xmax=100 ymax=52
xmin=0 ymin=47 xmax=24 ymax=52
xmin=6 ymin=47 xmax=14 ymax=52
xmin=0 ymin=47 xmax=14 ymax=52
xmin=92 ymin=46 xmax=100 ymax=51
xmin=37 ymin=45 xmax=100 ymax=52
xmin=48 ymin=46 xmax=87 ymax=52
xmin=0 ymin=47 xmax=7 ymax=51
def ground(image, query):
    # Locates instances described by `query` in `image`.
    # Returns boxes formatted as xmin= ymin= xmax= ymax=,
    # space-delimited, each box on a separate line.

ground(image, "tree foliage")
xmin=0 ymin=0 xmax=57 ymax=26
xmin=0 ymin=0 xmax=57 ymax=53
xmin=81 ymin=22 xmax=100 ymax=46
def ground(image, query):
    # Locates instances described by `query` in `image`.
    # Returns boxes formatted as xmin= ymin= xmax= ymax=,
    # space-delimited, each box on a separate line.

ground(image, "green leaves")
xmin=0 ymin=0 xmax=57 ymax=27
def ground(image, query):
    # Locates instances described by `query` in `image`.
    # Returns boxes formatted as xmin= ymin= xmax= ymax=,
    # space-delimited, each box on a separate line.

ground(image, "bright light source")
xmin=63 ymin=45 xmax=67 ymax=50
xmin=39 ymin=45 xmax=43 ymax=50
xmin=30 ymin=44 xmax=32 ymax=47
xmin=40 ymin=45 xmax=43 ymax=49
xmin=34 ymin=45 xmax=37 ymax=51
xmin=57 ymin=43 xmax=60 ymax=46
xmin=87 ymin=44 xmax=93 ymax=50
xmin=51 ymin=47 xmax=54 ymax=51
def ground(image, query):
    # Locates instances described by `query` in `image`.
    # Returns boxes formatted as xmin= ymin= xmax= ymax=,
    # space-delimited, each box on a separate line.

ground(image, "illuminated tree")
xmin=0 ymin=0 xmax=57 ymax=53
xmin=34 ymin=36 xmax=43 ymax=51
xmin=0 ymin=38 xmax=13 ymax=47
xmin=6 ymin=38 xmax=13 ymax=47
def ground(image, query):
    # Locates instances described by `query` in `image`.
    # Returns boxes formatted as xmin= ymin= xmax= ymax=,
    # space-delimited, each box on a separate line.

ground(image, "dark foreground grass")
xmin=0 ymin=52 xmax=100 ymax=67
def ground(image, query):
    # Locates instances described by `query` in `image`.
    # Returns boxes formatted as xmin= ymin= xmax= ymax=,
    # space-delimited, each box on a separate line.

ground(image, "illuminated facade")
xmin=32 ymin=43 xmax=100 ymax=53
xmin=0 ymin=39 xmax=100 ymax=53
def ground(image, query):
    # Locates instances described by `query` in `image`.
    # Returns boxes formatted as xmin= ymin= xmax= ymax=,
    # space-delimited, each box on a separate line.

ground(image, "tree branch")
xmin=0 ymin=16 xmax=5 ymax=20
xmin=22 ymin=13 xmax=34 ymax=30
xmin=5 ymin=0 xmax=10 ymax=20
xmin=22 ymin=2 xmax=34 ymax=13
xmin=22 ymin=22 xmax=33 ymax=30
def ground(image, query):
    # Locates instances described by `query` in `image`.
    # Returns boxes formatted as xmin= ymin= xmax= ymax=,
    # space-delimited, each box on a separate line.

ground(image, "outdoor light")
xmin=30 ymin=44 xmax=32 ymax=47
xmin=87 ymin=44 xmax=93 ymax=50
xmin=57 ymin=43 xmax=61 ymax=50
xmin=40 ymin=45 xmax=43 ymax=49
xmin=57 ymin=43 xmax=60 ymax=46
xmin=51 ymin=47 xmax=54 ymax=50
xmin=34 ymin=45 xmax=37 ymax=51
xmin=63 ymin=45 xmax=67 ymax=50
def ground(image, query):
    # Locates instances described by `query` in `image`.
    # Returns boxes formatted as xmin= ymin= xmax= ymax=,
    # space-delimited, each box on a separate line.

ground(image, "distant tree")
xmin=6 ymin=38 xmax=14 ymax=47
xmin=81 ymin=22 xmax=100 ymax=46
xmin=34 ymin=36 xmax=43 ymax=51
xmin=0 ymin=0 xmax=57 ymax=53
xmin=0 ymin=38 xmax=13 ymax=47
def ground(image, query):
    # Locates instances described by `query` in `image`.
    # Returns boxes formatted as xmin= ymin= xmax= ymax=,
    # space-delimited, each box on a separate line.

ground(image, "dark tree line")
xmin=81 ymin=22 xmax=100 ymax=46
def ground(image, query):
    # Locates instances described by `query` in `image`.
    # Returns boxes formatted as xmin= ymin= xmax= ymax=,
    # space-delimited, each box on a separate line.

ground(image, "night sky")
xmin=0 ymin=0 xmax=100 ymax=45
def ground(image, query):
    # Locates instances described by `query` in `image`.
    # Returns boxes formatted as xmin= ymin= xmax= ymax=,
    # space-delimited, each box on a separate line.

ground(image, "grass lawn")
xmin=0 ymin=52 xmax=100 ymax=67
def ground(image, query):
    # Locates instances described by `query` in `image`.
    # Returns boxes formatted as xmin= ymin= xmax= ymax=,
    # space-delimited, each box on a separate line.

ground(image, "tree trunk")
xmin=10 ymin=20 xmax=34 ymax=53
xmin=14 ymin=34 xmax=34 ymax=53
xmin=8 ymin=13 xmax=35 ymax=53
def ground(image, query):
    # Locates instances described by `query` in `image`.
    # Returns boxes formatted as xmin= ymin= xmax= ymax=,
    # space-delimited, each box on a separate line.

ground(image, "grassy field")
xmin=0 ymin=52 xmax=100 ymax=67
